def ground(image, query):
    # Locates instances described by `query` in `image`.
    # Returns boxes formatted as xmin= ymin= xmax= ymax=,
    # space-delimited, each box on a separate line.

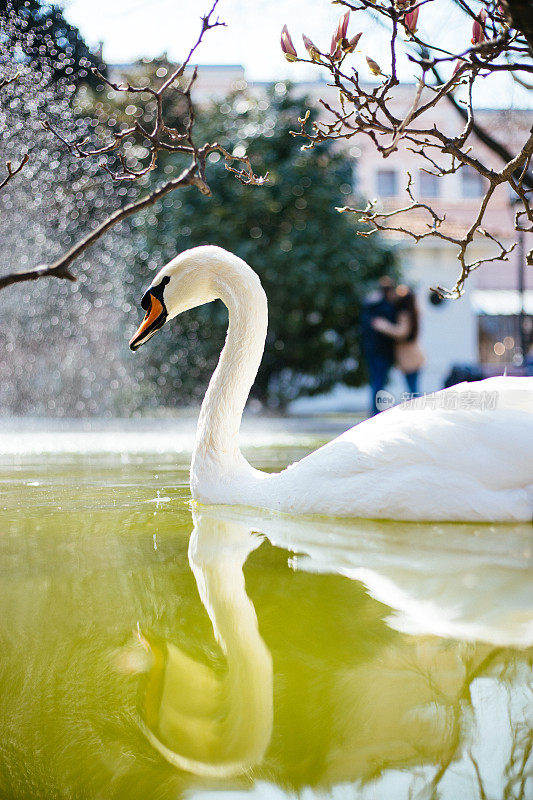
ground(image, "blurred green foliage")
xmin=131 ymin=83 xmax=397 ymax=407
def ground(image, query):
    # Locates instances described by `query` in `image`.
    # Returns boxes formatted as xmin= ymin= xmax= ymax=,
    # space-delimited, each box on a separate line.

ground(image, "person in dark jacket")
xmin=361 ymin=277 xmax=397 ymax=415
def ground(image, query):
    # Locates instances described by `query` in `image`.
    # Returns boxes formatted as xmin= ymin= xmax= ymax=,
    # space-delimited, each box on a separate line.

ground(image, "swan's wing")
xmin=274 ymin=377 xmax=533 ymax=520
xmin=290 ymin=377 xmax=533 ymax=483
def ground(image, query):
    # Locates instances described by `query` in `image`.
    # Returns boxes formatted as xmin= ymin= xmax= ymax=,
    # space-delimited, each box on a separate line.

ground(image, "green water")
xmin=0 ymin=436 xmax=532 ymax=800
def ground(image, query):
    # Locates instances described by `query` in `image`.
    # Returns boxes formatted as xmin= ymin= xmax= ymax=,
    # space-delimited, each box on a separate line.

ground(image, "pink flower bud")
xmin=404 ymin=6 xmax=419 ymax=33
xmin=471 ymin=10 xmax=486 ymax=44
xmin=302 ymin=33 xmax=321 ymax=61
xmin=281 ymin=25 xmax=298 ymax=61
xmin=342 ymin=31 xmax=362 ymax=53
xmin=335 ymin=11 xmax=350 ymax=44
xmin=330 ymin=33 xmax=343 ymax=61
xmin=452 ymin=58 xmax=467 ymax=76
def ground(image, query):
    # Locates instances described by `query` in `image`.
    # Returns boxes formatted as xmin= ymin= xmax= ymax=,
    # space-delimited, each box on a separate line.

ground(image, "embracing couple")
xmin=361 ymin=277 xmax=425 ymax=415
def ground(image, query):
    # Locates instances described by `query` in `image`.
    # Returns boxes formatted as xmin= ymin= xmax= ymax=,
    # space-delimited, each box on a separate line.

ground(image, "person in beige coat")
xmin=371 ymin=285 xmax=425 ymax=396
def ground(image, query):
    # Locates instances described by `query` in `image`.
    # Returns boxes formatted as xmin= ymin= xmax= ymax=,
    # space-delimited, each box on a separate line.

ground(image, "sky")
xmin=62 ymin=0 xmax=532 ymax=108
xmin=62 ymin=0 xmax=379 ymax=81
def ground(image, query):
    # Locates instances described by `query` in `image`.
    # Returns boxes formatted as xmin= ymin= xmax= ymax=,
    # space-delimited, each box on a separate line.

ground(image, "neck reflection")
xmin=139 ymin=508 xmax=273 ymax=778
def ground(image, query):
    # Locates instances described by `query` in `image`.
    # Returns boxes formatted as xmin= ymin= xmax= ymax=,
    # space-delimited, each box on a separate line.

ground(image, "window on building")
xmin=419 ymin=169 xmax=440 ymax=198
xmin=461 ymin=166 xmax=484 ymax=198
xmin=376 ymin=169 xmax=398 ymax=197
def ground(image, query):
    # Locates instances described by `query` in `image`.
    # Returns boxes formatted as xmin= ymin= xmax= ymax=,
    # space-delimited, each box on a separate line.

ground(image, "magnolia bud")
xmin=366 ymin=55 xmax=382 ymax=76
xmin=335 ymin=11 xmax=350 ymax=44
xmin=330 ymin=33 xmax=343 ymax=60
xmin=404 ymin=6 xmax=419 ymax=33
xmin=302 ymin=33 xmax=321 ymax=61
xmin=342 ymin=31 xmax=362 ymax=53
xmin=471 ymin=10 xmax=486 ymax=44
xmin=281 ymin=25 xmax=298 ymax=62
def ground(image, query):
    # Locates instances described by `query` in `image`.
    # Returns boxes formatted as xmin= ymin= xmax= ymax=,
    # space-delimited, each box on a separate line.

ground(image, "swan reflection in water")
xmin=139 ymin=511 xmax=273 ymax=778
xmin=138 ymin=507 xmax=533 ymax=798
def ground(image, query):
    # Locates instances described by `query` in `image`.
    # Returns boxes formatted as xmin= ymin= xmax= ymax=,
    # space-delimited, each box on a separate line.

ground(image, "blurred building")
xmin=285 ymin=78 xmax=533 ymax=391
xmin=108 ymin=61 xmax=247 ymax=102
xmin=111 ymin=61 xmax=532 ymax=392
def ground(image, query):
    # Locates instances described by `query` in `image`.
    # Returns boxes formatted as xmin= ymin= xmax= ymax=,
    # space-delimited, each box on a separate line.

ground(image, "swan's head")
xmin=129 ymin=246 xmax=221 ymax=351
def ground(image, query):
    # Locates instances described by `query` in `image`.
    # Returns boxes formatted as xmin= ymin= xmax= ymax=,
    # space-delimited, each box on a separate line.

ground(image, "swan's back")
xmin=264 ymin=377 xmax=533 ymax=522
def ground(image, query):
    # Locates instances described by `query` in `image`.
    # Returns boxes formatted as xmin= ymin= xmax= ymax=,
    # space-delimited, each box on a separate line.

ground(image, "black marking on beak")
xmin=130 ymin=276 xmax=171 ymax=352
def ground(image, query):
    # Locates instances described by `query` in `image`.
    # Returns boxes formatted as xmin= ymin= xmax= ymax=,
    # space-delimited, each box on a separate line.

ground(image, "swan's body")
xmin=130 ymin=245 xmax=533 ymax=522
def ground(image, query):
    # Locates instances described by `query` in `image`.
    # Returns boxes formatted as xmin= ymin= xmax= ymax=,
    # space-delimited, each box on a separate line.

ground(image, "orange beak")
xmin=129 ymin=294 xmax=166 ymax=351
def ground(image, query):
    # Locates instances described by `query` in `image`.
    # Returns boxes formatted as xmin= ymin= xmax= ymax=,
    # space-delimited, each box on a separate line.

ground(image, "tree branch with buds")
xmin=0 ymin=152 xmax=29 ymax=193
xmin=0 ymin=1 xmax=267 ymax=292
xmin=0 ymin=72 xmax=29 ymax=193
xmin=280 ymin=0 xmax=532 ymax=296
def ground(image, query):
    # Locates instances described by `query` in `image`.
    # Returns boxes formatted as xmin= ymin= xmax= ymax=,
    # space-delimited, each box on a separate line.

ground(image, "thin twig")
xmin=0 ymin=153 xmax=29 ymax=192
xmin=286 ymin=0 xmax=532 ymax=294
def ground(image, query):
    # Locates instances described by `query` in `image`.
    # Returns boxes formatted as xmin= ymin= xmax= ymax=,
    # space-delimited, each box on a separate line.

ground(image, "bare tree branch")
xmin=0 ymin=70 xmax=21 ymax=90
xmin=0 ymin=1 xmax=267 ymax=292
xmin=432 ymin=64 xmax=533 ymax=190
xmin=282 ymin=0 xmax=533 ymax=294
xmin=0 ymin=152 xmax=28 ymax=192
xmin=0 ymin=72 xmax=29 ymax=191
xmin=0 ymin=163 xmax=201 ymax=289
xmin=40 ymin=1 xmax=226 ymax=181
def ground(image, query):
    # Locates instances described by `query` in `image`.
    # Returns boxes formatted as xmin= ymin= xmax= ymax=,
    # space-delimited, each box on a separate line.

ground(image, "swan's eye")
xmin=141 ymin=275 xmax=170 ymax=311
xmin=141 ymin=292 xmax=151 ymax=312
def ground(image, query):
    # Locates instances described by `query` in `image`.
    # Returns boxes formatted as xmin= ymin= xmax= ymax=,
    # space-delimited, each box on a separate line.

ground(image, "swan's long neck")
xmin=187 ymin=513 xmax=273 ymax=772
xmin=193 ymin=265 xmax=268 ymax=470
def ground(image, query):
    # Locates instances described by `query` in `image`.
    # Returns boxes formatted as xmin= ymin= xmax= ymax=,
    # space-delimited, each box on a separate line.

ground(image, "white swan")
xmin=130 ymin=245 xmax=533 ymax=522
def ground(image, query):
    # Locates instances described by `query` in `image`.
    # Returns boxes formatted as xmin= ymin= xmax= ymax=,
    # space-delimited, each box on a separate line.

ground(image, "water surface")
xmin=0 ymin=422 xmax=532 ymax=800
